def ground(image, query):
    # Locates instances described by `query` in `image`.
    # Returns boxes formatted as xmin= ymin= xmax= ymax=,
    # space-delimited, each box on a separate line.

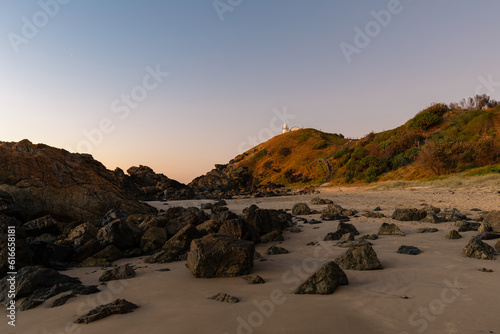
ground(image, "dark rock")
xmin=320 ymin=213 xmax=349 ymax=221
xmin=324 ymin=222 xmax=359 ymax=241
xmin=22 ymin=216 xmax=60 ymax=237
xmin=292 ymin=203 xmax=311 ymax=215
xmin=363 ymin=211 xmax=385 ymax=218
xmin=67 ymin=222 xmax=99 ymax=248
xmin=267 ymin=245 xmax=289 ymax=255
xmin=75 ymin=299 xmax=139 ymax=324
xmin=140 ymin=227 xmax=167 ymax=254
xmin=477 ymin=232 xmax=500 ymax=240
xmin=201 ymin=202 xmax=214 ymax=210
xmin=397 ymin=245 xmax=422 ymax=255
xmin=445 ymin=230 xmax=462 ymax=239
xmin=463 ymin=236 xmax=496 ymax=260
xmin=144 ymin=249 xmax=181 ymax=263
xmin=208 ymin=292 xmax=239 ymax=303
xmin=323 ymin=204 xmax=357 ymax=217
xmin=310 ymin=197 xmax=333 ymax=205
xmin=484 ymin=210 xmax=500 ymax=233
xmin=440 ymin=208 xmax=467 ymax=222
xmin=336 ymin=239 xmax=373 ymax=248
xmin=495 ymin=240 xmax=500 ymax=252
xmin=19 ymin=282 xmax=86 ymax=311
xmin=295 ymin=261 xmax=348 ymax=295
xmin=260 ymin=230 xmax=284 ymax=243
xmin=477 ymin=223 xmax=492 ymax=233
xmin=97 ymin=218 xmax=143 ymax=249
xmin=98 ymin=209 xmax=128 ymax=227
xmin=308 ymin=219 xmax=322 ymax=224
xmin=92 ymin=245 xmax=123 ymax=262
xmin=186 ymin=234 xmax=254 ymax=278
xmin=421 ymin=212 xmax=442 ymax=224
xmin=360 ymin=234 xmax=379 ymax=240
xmin=391 ymin=208 xmax=427 ymax=221
xmin=340 ymin=233 xmax=354 ymax=241
xmin=290 ymin=227 xmax=303 ymax=233
xmin=373 ymin=206 xmax=382 ymax=211
xmin=243 ymin=275 xmax=265 ymax=284
xmin=378 ymin=223 xmax=404 ymax=236
xmin=49 ymin=293 xmax=76 ymax=308
xmin=29 ymin=240 xmax=73 ymax=269
xmin=416 ymin=227 xmax=439 ymax=233
xmin=219 ymin=218 xmax=260 ymax=243
xmin=457 ymin=222 xmax=481 ymax=232
xmin=99 ymin=265 xmax=136 ymax=282
xmin=334 ymin=244 xmax=383 ymax=270
xmin=0 ymin=190 xmax=26 ymax=221
xmin=71 ymin=239 xmax=101 ymax=262
xmin=196 ymin=219 xmax=222 ymax=236
xmin=244 ymin=207 xmax=292 ymax=236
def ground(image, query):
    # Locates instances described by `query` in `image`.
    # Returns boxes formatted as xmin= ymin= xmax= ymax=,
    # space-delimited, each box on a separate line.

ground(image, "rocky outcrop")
xmin=186 ymin=234 xmax=254 ymax=278
xmin=141 ymin=227 xmax=167 ymax=254
xmin=22 ymin=216 xmax=60 ymax=237
xmin=75 ymin=299 xmax=139 ymax=324
xmin=99 ymin=265 xmax=136 ymax=282
xmin=0 ymin=140 xmax=155 ymax=222
xmin=463 ymin=236 xmax=496 ymax=260
xmin=243 ymin=206 xmax=292 ymax=236
xmin=219 ymin=218 xmax=260 ymax=243
xmin=97 ymin=218 xmax=143 ymax=249
xmin=334 ymin=244 xmax=383 ymax=270
xmin=295 ymin=261 xmax=348 ymax=295
xmin=392 ymin=208 xmax=427 ymax=221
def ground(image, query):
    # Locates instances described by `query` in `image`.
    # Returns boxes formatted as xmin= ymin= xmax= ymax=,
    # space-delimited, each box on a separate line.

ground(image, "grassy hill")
xmin=229 ymin=102 xmax=500 ymax=188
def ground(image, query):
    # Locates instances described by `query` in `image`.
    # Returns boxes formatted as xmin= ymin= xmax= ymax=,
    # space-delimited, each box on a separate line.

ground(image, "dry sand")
xmin=2 ymin=186 xmax=499 ymax=334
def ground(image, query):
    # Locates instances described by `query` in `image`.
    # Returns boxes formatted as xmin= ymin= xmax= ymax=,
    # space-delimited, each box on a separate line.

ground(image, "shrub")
xmin=407 ymin=111 xmax=442 ymax=130
xmin=313 ymin=140 xmax=328 ymax=150
xmin=278 ymin=147 xmax=291 ymax=157
xmin=334 ymin=147 xmax=350 ymax=159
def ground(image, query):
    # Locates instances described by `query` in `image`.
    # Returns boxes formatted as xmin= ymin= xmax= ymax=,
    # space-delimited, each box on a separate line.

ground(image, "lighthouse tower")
xmin=282 ymin=123 xmax=289 ymax=134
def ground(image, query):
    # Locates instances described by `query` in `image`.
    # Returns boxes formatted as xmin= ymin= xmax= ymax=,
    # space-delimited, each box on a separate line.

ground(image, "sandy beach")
xmin=3 ymin=186 xmax=499 ymax=334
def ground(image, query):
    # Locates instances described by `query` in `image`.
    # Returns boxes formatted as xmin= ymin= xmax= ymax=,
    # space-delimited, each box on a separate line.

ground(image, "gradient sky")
xmin=1 ymin=0 xmax=499 ymax=184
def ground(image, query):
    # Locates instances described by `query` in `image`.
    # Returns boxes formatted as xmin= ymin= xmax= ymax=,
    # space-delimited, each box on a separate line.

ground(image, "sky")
xmin=1 ymin=0 xmax=499 ymax=184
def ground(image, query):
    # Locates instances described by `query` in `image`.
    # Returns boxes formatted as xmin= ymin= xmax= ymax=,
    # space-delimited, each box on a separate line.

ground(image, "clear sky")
xmin=1 ymin=0 xmax=499 ymax=183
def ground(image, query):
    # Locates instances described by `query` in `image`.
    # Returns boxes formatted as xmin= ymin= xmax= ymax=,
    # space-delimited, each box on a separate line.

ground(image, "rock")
xmin=392 ymin=208 xmax=427 ymax=221
xmin=292 ymin=203 xmax=311 ymax=215
xmin=416 ymin=227 xmax=438 ymax=233
xmin=320 ymin=213 xmax=349 ymax=221
xmin=463 ymin=236 xmax=496 ymax=260
xmin=164 ymin=224 xmax=201 ymax=252
xmin=323 ymin=204 xmax=357 ymax=217
xmin=0 ymin=266 xmax=81 ymax=303
xmin=144 ymin=249 xmax=181 ymax=263
xmin=218 ymin=218 xmax=260 ymax=243
xmin=420 ymin=212 xmax=442 ymax=224
xmin=290 ymin=227 xmax=303 ymax=233
xmin=208 ymin=293 xmax=239 ymax=304
xmin=324 ymin=222 xmax=359 ymax=241
xmin=92 ymin=245 xmax=123 ymax=262
xmin=457 ymin=222 xmax=481 ymax=232
xmin=0 ymin=190 xmax=26 ymax=221
xmin=19 ymin=282 xmax=98 ymax=311
xmin=334 ymin=244 xmax=383 ymax=270
xmin=97 ymin=218 xmax=143 ymax=249
xmin=373 ymin=206 xmax=382 ymax=211
xmin=340 ymin=233 xmax=354 ymax=241
xmin=201 ymin=202 xmax=214 ymax=210
xmin=67 ymin=222 xmax=99 ymax=248
xmin=99 ymin=265 xmax=136 ymax=282
xmin=308 ymin=219 xmax=322 ymax=224
xmin=29 ymin=240 xmax=73 ymax=269
xmin=483 ymin=210 xmax=500 ymax=233
xmin=267 ymin=245 xmax=289 ymax=255
xmin=0 ymin=140 xmax=155 ymax=222
xmin=186 ymin=234 xmax=254 ymax=278
xmin=495 ymin=240 xmax=500 ymax=252
xmin=445 ymin=230 xmax=462 ymax=239
xmin=478 ymin=223 xmax=493 ymax=234
xmin=72 ymin=239 xmax=102 ymax=262
xmin=244 ymin=207 xmax=292 ymax=236
xmin=360 ymin=234 xmax=379 ymax=240
xmin=440 ymin=208 xmax=467 ymax=222
xmin=79 ymin=257 xmax=111 ymax=267
xmin=140 ymin=227 xmax=167 ymax=254
xmin=260 ymin=230 xmax=284 ymax=243
xmin=310 ymin=197 xmax=333 ymax=205
xmin=336 ymin=239 xmax=373 ymax=248
xmin=397 ymin=245 xmax=422 ymax=255
xmin=98 ymin=209 xmax=128 ymax=227
xmin=295 ymin=261 xmax=348 ymax=295
xmin=378 ymin=223 xmax=405 ymax=236
xmin=363 ymin=211 xmax=385 ymax=218
xmin=138 ymin=215 xmax=168 ymax=230
xmin=22 ymin=216 xmax=60 ymax=237
xmin=196 ymin=219 xmax=222 ymax=236
xmin=477 ymin=232 xmax=500 ymax=240
xmin=49 ymin=293 xmax=77 ymax=308
xmin=75 ymin=299 xmax=139 ymax=324
xmin=243 ymin=275 xmax=265 ymax=284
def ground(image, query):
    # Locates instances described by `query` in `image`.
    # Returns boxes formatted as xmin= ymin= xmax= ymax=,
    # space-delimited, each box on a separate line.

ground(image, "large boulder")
xmin=29 ymin=241 xmax=73 ymax=269
xmin=392 ymin=208 xmax=427 ymax=221
xmin=67 ymin=222 xmax=99 ymax=248
xmin=292 ymin=203 xmax=311 ymax=215
xmin=140 ymin=227 xmax=167 ymax=254
xmin=22 ymin=215 xmax=60 ymax=237
xmin=295 ymin=261 xmax=348 ymax=295
xmin=219 ymin=218 xmax=260 ymax=243
xmin=186 ymin=234 xmax=254 ymax=278
xmin=463 ymin=236 xmax=496 ymax=260
xmin=334 ymin=244 xmax=383 ymax=270
xmin=97 ymin=218 xmax=143 ymax=249
xmin=323 ymin=204 xmax=357 ymax=217
xmin=0 ymin=140 xmax=156 ymax=222
xmin=162 ymin=224 xmax=201 ymax=252
xmin=0 ymin=190 xmax=26 ymax=221
xmin=244 ymin=206 xmax=292 ymax=236
xmin=484 ymin=210 xmax=500 ymax=233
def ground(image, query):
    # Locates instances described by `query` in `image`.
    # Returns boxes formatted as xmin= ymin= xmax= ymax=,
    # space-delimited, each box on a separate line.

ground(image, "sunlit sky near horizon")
xmin=1 ymin=0 xmax=499 ymax=183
